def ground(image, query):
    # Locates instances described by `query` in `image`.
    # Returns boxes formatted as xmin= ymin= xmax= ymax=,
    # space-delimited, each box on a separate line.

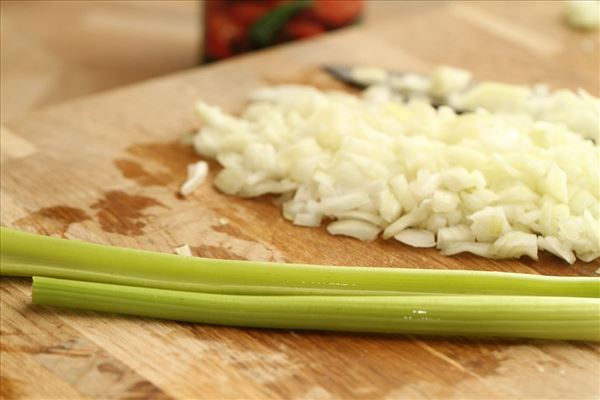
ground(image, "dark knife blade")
xmin=323 ymin=65 xmax=462 ymax=110
xmin=323 ymin=65 xmax=394 ymax=89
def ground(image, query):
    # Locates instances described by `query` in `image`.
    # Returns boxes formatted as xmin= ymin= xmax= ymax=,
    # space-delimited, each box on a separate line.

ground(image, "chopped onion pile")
xmin=191 ymin=81 xmax=599 ymax=264
xmin=451 ymin=82 xmax=600 ymax=142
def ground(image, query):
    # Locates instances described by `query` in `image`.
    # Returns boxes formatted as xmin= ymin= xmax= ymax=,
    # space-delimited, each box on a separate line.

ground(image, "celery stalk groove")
xmin=32 ymin=277 xmax=600 ymax=341
xmin=2 ymin=227 xmax=599 ymax=297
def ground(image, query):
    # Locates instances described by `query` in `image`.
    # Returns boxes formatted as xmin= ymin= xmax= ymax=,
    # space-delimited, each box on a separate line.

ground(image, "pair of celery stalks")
xmin=1 ymin=227 xmax=598 ymax=341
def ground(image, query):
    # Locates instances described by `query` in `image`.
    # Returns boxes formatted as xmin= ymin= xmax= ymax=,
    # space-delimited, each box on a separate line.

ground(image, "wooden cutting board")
xmin=1 ymin=2 xmax=599 ymax=399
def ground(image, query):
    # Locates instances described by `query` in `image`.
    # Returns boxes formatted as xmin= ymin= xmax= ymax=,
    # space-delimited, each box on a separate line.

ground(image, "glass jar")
xmin=203 ymin=0 xmax=363 ymax=62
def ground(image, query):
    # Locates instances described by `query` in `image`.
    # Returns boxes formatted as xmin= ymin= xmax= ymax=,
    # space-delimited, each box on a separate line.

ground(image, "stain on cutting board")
xmin=190 ymin=245 xmax=240 ymax=260
xmin=124 ymin=380 xmax=172 ymax=400
xmin=116 ymin=140 xmax=212 ymax=200
xmin=91 ymin=191 xmax=164 ymax=236
xmin=127 ymin=141 xmax=198 ymax=176
xmin=0 ymin=376 xmax=21 ymax=399
xmin=14 ymin=205 xmax=90 ymax=237
xmin=114 ymin=159 xmax=168 ymax=187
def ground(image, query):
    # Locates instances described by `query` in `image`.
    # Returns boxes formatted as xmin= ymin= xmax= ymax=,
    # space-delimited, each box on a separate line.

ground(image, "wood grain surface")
xmin=0 ymin=0 xmax=416 ymax=122
xmin=0 ymin=0 xmax=200 ymax=122
xmin=1 ymin=2 xmax=599 ymax=399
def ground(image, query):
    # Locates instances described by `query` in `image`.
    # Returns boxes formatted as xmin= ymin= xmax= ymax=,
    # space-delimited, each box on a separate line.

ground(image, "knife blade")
xmin=323 ymin=64 xmax=453 ymax=109
xmin=324 ymin=65 xmax=407 ymax=89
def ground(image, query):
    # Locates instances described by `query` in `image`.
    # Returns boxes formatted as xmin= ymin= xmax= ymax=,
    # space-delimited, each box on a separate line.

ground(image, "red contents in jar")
xmin=313 ymin=0 xmax=362 ymax=28
xmin=205 ymin=12 xmax=243 ymax=59
xmin=285 ymin=19 xmax=326 ymax=39
xmin=204 ymin=0 xmax=363 ymax=62
xmin=230 ymin=2 xmax=271 ymax=28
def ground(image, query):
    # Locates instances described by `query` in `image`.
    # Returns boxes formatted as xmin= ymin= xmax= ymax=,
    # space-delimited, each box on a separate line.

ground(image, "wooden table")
xmin=0 ymin=0 xmax=416 ymax=122
xmin=1 ymin=1 xmax=599 ymax=399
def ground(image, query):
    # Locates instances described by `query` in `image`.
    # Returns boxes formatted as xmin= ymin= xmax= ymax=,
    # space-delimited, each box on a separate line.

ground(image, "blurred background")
xmin=1 ymin=0 xmax=597 ymax=123
xmin=0 ymin=0 xmax=416 ymax=122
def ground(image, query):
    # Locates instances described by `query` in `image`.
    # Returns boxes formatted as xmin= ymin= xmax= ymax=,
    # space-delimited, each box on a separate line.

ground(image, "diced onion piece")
xmin=320 ymin=192 xmax=370 ymax=214
xmin=430 ymin=66 xmax=472 ymax=99
xmin=445 ymin=210 xmax=464 ymax=226
xmin=444 ymin=146 xmax=487 ymax=170
xmin=519 ymin=210 xmax=541 ymax=226
xmin=410 ymin=171 xmax=441 ymax=201
xmin=351 ymin=67 xmax=388 ymax=86
xmin=214 ymin=169 xmax=247 ymax=195
xmin=497 ymin=185 xmax=538 ymax=203
xmin=243 ymin=143 xmax=277 ymax=173
xmin=570 ymin=189 xmax=597 ymax=217
xmin=389 ymin=73 xmax=431 ymax=93
xmin=491 ymin=231 xmax=538 ymax=260
xmin=437 ymin=225 xmax=475 ymax=249
xmin=327 ymin=219 xmax=381 ymax=241
xmin=469 ymin=207 xmax=511 ymax=242
xmin=538 ymin=236 xmax=576 ymax=264
xmin=394 ymin=229 xmax=436 ymax=248
xmin=240 ymin=179 xmax=297 ymax=197
xmin=334 ymin=211 xmax=384 ymax=226
xmin=193 ymin=128 xmax=221 ymax=158
xmin=196 ymin=102 xmax=247 ymax=132
xmin=217 ymin=152 xmax=243 ymax=169
xmin=378 ymin=189 xmax=402 ymax=223
xmin=294 ymin=213 xmax=323 ymax=227
xmin=580 ymin=252 xmax=600 ymax=263
xmin=442 ymin=168 xmax=478 ymax=192
xmin=363 ymin=85 xmax=394 ymax=103
xmin=541 ymin=164 xmax=569 ymax=204
xmin=289 ymin=156 xmax=321 ymax=183
xmin=455 ymin=82 xmax=531 ymax=113
xmin=424 ymin=214 xmax=447 ymax=232
xmin=440 ymin=242 xmax=492 ymax=258
xmin=582 ymin=210 xmax=600 ymax=248
xmin=461 ymin=189 xmax=499 ymax=213
xmin=283 ymin=201 xmax=302 ymax=221
xmin=174 ymin=244 xmax=193 ymax=257
xmin=180 ymin=161 xmax=209 ymax=196
xmin=432 ymin=190 xmax=460 ymax=213
xmin=383 ymin=200 xmax=431 ymax=239
xmin=390 ymin=175 xmax=417 ymax=211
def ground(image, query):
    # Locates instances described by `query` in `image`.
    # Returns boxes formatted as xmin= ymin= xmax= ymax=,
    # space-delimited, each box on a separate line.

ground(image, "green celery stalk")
xmin=2 ymin=227 xmax=599 ymax=297
xmin=32 ymin=277 xmax=600 ymax=341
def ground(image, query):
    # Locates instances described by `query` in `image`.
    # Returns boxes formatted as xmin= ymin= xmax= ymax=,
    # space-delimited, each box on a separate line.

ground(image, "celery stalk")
xmin=2 ymin=227 xmax=599 ymax=297
xmin=32 ymin=277 xmax=600 ymax=341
